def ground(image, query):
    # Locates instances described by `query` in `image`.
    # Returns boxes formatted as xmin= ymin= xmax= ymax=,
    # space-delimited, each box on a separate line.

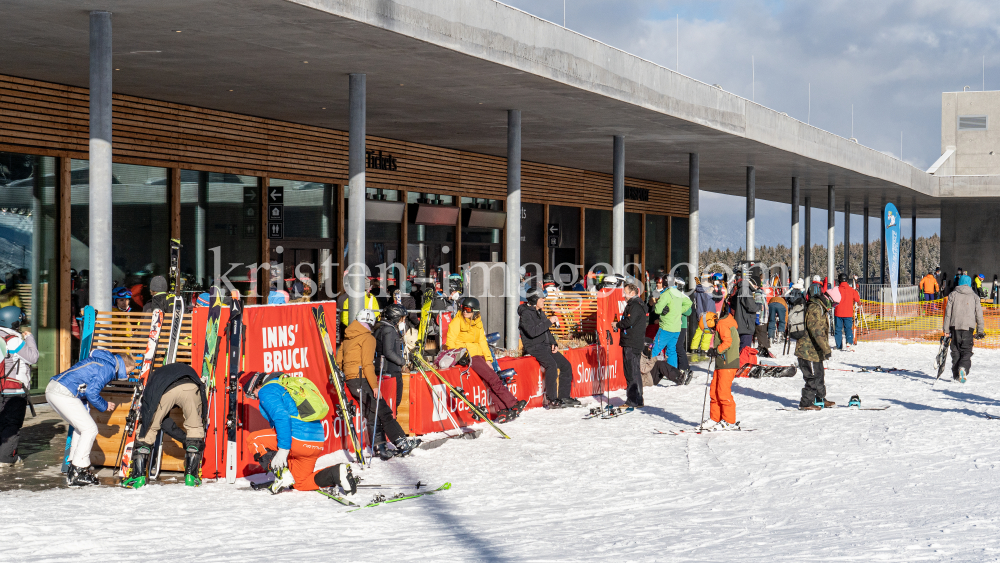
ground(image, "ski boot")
xmin=959 ymin=368 xmax=967 ymax=384
xmin=315 ymin=463 xmax=358 ymax=495
xmin=392 ymin=436 xmax=421 ymax=458
xmin=823 ymin=399 xmax=836 ymax=408
xmin=184 ymin=439 xmax=205 ymax=487
xmin=813 ymin=398 xmax=826 ymax=409
xmin=847 ymin=395 xmax=861 ymax=407
xmin=494 ymin=409 xmax=515 ymax=423
xmin=67 ymin=464 xmax=100 ymax=487
xmin=683 ymin=370 xmax=695 ymax=385
xmin=121 ymin=443 xmax=152 ymax=489
xmin=255 ymin=449 xmax=277 ymax=471
xmin=376 ymin=441 xmax=396 ymax=461
xmin=717 ymin=420 xmax=740 ymax=431
xmin=512 ymin=400 xmax=527 ymax=416
xmin=268 ymin=467 xmax=295 ymax=494
xmin=561 ymin=397 xmax=582 ymax=407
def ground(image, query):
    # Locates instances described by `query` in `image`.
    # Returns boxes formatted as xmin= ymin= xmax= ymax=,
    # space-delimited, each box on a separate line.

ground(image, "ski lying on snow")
xmin=417 ymin=429 xmax=483 ymax=450
xmin=317 ymin=488 xmax=360 ymax=506
xmin=776 ymin=406 xmax=891 ymax=411
xmin=653 ymin=428 xmax=756 ymax=435
xmin=347 ymin=482 xmax=451 ymax=512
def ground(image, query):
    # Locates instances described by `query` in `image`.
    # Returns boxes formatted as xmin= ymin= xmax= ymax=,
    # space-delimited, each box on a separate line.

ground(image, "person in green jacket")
xmin=650 ymin=276 xmax=692 ymax=367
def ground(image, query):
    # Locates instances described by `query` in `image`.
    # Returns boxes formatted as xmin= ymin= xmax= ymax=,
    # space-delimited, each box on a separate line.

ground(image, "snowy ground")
xmin=6 ymin=340 xmax=1000 ymax=562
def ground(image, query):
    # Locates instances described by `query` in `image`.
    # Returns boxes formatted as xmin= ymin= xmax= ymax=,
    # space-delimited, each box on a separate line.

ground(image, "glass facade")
xmin=270 ymin=179 xmax=334 ymax=240
xmin=671 ymin=216 xmax=690 ymax=280
xmin=645 ymin=214 xmax=668 ymax=275
xmin=407 ymin=192 xmax=456 ymax=282
xmin=625 ymin=211 xmax=642 ymax=277
xmin=548 ymin=205 xmax=580 ymax=285
xmin=584 ymin=208 xmax=611 ymax=275
xmin=519 ymin=202 xmax=544 ymax=278
xmin=0 ymin=152 xmax=59 ymax=391
xmin=461 ymin=197 xmax=503 ymax=265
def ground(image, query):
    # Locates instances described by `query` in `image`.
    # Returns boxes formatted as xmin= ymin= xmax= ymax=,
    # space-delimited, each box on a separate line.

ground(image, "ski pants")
xmin=834 ymin=316 xmax=854 ymax=349
xmin=0 ymin=395 xmax=27 ymax=464
xmin=389 ymin=372 xmax=403 ymax=414
xmin=650 ymin=361 xmax=685 ymax=386
xmin=45 ymin=380 xmax=98 ymax=468
xmin=245 ymin=429 xmax=324 ymax=491
xmin=710 ymin=368 xmax=737 ymax=424
xmin=767 ymin=303 xmax=786 ymax=341
xmin=691 ymin=324 xmax=713 ymax=353
xmin=651 ymin=329 xmax=680 ymax=367
xmin=138 ymin=383 xmax=204 ymax=444
xmin=798 ymin=358 xmax=827 ymax=408
xmin=675 ymin=328 xmax=689 ymax=371
xmin=739 ymin=333 xmax=754 ymax=352
xmin=622 ymin=347 xmax=644 ymax=407
xmin=469 ymin=356 xmax=518 ymax=410
xmin=529 ymin=348 xmax=573 ymax=401
xmin=346 ymin=378 xmax=406 ymax=447
xmin=950 ymin=329 xmax=975 ymax=379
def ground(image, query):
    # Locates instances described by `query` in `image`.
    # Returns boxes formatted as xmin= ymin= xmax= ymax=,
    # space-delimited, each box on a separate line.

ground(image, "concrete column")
xmin=88 ymin=11 xmax=113 ymax=311
xmin=505 ymin=110 xmax=521 ymax=349
xmin=791 ymin=178 xmax=800 ymax=282
xmin=863 ymin=195 xmax=869 ymax=283
xmin=688 ymin=153 xmax=699 ymax=287
xmin=195 ymin=171 xmax=208 ymax=286
xmin=746 ymin=167 xmax=755 ymax=261
xmin=612 ymin=135 xmax=625 ymax=275
xmin=911 ymin=204 xmax=917 ymax=285
xmin=347 ymin=73 xmax=366 ymax=323
xmin=804 ymin=197 xmax=811 ymax=279
xmin=843 ymin=198 xmax=851 ymax=278
xmin=827 ymin=185 xmax=835 ymax=286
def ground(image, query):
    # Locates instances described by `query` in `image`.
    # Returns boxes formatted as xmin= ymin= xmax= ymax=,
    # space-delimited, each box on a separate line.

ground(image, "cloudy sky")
xmin=501 ymin=0 xmax=996 ymax=250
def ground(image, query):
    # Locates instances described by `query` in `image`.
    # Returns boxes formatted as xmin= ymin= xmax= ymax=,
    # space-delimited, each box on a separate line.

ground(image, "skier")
xmin=705 ymin=303 xmax=740 ymax=430
xmin=337 ymin=309 xmax=420 ymax=460
xmin=445 ymin=297 xmax=526 ymax=422
xmin=650 ymin=276 xmax=692 ymax=366
xmin=833 ymin=274 xmax=861 ymax=351
xmin=616 ymin=283 xmax=649 ymax=408
xmin=795 ymin=283 xmax=833 ymax=411
xmin=0 ymin=306 xmax=39 ymax=467
xmin=113 ymin=286 xmax=135 ymax=312
xmin=46 ymin=349 xmax=136 ymax=485
xmin=122 ymin=363 xmax=207 ymax=488
xmin=766 ymin=293 xmax=787 ymax=342
xmin=374 ymin=303 xmax=408 ymax=411
xmin=142 ymin=276 xmax=172 ymax=313
xmin=942 ymin=274 xmax=985 ymax=383
xmin=919 ymin=271 xmax=940 ymax=302
xmin=241 ymin=372 xmax=358 ymax=494
xmin=518 ymin=293 xmax=578 ymax=408
xmin=728 ymin=273 xmax=761 ymax=352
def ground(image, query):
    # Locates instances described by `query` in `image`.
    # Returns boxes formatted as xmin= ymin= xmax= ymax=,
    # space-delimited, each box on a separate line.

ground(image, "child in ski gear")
xmin=338 ymin=310 xmax=420 ymax=460
xmin=690 ymin=279 xmax=717 ymax=357
xmin=942 ymin=275 xmax=985 ymax=383
xmin=795 ymin=283 xmax=833 ymax=410
xmin=446 ymin=297 xmax=526 ymax=421
xmin=113 ymin=286 xmax=134 ymax=312
xmin=0 ymin=306 xmax=38 ymax=466
xmin=650 ymin=276 xmax=692 ymax=366
xmin=617 ymin=283 xmax=648 ymax=408
xmin=833 ymin=274 xmax=861 ymax=350
xmin=46 ymin=350 xmax=136 ymax=485
xmin=518 ymin=293 xmax=577 ymax=408
xmin=705 ymin=305 xmax=739 ymax=430
xmin=124 ymin=363 xmax=207 ymax=488
xmin=241 ymin=372 xmax=358 ymax=494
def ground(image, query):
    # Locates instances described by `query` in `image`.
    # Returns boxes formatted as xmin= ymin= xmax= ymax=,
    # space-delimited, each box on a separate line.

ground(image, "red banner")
xmin=596 ymin=288 xmax=627 ymax=346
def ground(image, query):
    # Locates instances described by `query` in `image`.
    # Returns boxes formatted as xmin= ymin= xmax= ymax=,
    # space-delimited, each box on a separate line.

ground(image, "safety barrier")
xmin=854 ymin=296 xmax=1000 ymax=349
xmin=540 ymin=291 xmax=598 ymax=340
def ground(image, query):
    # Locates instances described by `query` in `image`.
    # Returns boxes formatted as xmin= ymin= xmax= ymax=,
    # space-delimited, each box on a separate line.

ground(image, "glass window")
xmin=461 ymin=197 xmax=503 ymax=265
xmin=519 ymin=203 xmax=544 ymax=278
xmin=645 ymin=214 xmax=668 ymax=275
xmin=625 ymin=211 xmax=642 ymax=277
xmin=584 ymin=208 xmax=612 ymax=275
xmin=548 ymin=205 xmax=580 ymax=286
xmin=345 ymin=188 xmax=402 ymax=286
xmin=179 ymin=171 xmax=261 ymax=295
xmin=71 ymin=160 xmax=169 ymax=292
xmin=406 ymin=192 xmax=456 ymax=286
xmin=671 ymin=216 xmax=689 ymax=280
xmin=269 ymin=179 xmax=334 ymax=239
xmin=0 ymin=152 xmax=59 ymax=391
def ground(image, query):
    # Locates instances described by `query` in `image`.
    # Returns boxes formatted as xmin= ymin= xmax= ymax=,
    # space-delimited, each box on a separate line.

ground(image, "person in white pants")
xmin=46 ymin=349 xmax=134 ymax=486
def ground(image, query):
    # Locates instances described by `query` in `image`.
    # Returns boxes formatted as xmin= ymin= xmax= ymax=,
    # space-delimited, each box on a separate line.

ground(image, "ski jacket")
xmin=340 ymin=293 xmax=380 ymax=326
xmin=794 ymin=299 xmax=832 ymax=362
xmin=919 ymin=274 xmax=940 ymax=295
xmin=257 ymin=378 xmax=324 ymax=449
xmin=137 ymin=363 xmax=206 ymax=443
xmin=943 ymin=285 xmax=984 ymax=333
xmin=1 ymin=327 xmax=38 ymax=387
xmin=833 ymin=282 xmax=861 ymax=318
xmin=50 ymin=349 xmax=128 ymax=412
xmin=617 ymin=297 xmax=648 ymax=351
xmin=446 ymin=314 xmax=493 ymax=362
xmin=692 ymin=284 xmax=716 ymax=321
xmin=142 ymin=293 xmax=172 ymax=314
xmin=712 ymin=313 xmax=740 ymax=370
xmin=517 ymin=304 xmax=556 ymax=353
xmin=730 ymin=289 xmax=760 ymax=336
xmin=654 ymin=287 xmax=692 ymax=332
xmin=373 ymin=321 xmax=405 ymax=376
xmin=336 ymin=320 xmax=378 ymax=389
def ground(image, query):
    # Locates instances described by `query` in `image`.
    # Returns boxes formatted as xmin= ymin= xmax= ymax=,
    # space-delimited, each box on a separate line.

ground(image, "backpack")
xmin=787 ymin=301 xmax=807 ymax=340
xmin=265 ymin=374 xmax=329 ymax=422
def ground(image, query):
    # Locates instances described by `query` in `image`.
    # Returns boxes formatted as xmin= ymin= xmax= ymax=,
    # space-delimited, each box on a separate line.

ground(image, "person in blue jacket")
xmin=45 ymin=350 xmax=136 ymax=486
xmin=241 ymin=372 xmax=358 ymax=496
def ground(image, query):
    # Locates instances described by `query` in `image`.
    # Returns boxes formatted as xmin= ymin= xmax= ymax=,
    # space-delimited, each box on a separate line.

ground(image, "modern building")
xmin=2 ymin=0 xmax=950 ymax=393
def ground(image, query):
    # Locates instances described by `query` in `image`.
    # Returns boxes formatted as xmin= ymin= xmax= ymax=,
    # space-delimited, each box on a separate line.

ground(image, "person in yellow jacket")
xmin=340 ymin=279 xmax=381 ymax=326
xmin=445 ymin=297 xmax=525 ymax=422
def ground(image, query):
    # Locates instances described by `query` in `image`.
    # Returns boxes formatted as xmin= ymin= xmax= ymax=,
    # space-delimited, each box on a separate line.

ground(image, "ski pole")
xmin=357 ymin=367 xmax=365 ymax=464
xmin=699 ymin=356 xmax=715 ymax=430
xmin=369 ymin=357 xmax=384 ymax=468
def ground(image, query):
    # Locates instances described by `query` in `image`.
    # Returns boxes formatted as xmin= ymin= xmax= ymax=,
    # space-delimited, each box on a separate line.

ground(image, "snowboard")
xmin=116 ymin=309 xmax=164 ymax=480
xmin=934 ymin=334 xmax=952 ymax=380
xmin=63 ymin=305 xmax=96 ymax=474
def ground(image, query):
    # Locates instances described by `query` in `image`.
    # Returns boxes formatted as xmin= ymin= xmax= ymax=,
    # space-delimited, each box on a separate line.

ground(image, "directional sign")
xmin=243 ymin=221 xmax=256 ymax=239
xmin=268 ymin=204 xmax=283 ymax=221
xmin=268 ymin=186 xmax=284 ymax=204
xmin=243 ymin=186 xmax=258 ymax=204
xmin=267 ymin=222 xmax=283 ymax=240
xmin=548 ymin=235 xmax=559 ymax=248
xmin=547 ymin=223 xmax=560 ymax=247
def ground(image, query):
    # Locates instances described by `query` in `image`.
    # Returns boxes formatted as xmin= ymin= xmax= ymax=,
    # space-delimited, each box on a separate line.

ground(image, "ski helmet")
xmin=196 ymin=292 xmax=211 ymax=307
xmin=0 ymin=306 xmax=24 ymax=330
xmin=112 ymin=286 xmax=132 ymax=301
xmin=356 ymin=308 xmax=378 ymax=325
xmin=241 ymin=372 xmax=279 ymax=399
xmin=460 ymin=297 xmax=481 ymax=314
xmin=382 ymin=303 xmax=407 ymax=324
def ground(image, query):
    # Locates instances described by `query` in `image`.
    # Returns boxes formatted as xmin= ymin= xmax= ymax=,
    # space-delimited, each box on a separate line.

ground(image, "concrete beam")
xmin=88 ymin=11 xmax=112 ymax=312
xmin=506 ymin=109 xmax=521 ymax=350
xmin=791 ymin=178 xmax=800 ymax=282
xmin=688 ymin=153 xmax=699 ymax=287
xmin=863 ymin=195 xmax=869 ymax=283
xmin=804 ymin=197 xmax=811 ymax=279
xmin=746 ymin=167 xmax=755 ymax=261
xmin=843 ymin=198 xmax=850 ymax=279
xmin=827 ymin=186 xmax=835 ymax=285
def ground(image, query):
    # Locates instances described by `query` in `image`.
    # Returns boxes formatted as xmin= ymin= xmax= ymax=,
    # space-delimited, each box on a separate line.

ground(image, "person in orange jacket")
xmin=919 ymin=272 xmax=940 ymax=301
xmin=704 ymin=304 xmax=740 ymax=431
xmin=833 ymin=274 xmax=861 ymax=351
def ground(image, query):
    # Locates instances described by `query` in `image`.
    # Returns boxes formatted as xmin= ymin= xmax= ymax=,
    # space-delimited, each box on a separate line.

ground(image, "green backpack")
xmin=265 ymin=374 xmax=330 ymax=422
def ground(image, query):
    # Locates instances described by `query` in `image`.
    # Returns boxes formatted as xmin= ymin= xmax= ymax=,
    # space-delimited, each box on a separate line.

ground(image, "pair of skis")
xmin=115 ymin=308 xmax=164 ymax=478
xmin=317 ymin=482 xmax=452 ymax=510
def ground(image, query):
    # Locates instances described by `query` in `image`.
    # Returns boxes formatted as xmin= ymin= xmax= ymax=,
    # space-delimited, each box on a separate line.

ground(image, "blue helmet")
xmin=112 ymin=286 xmax=132 ymax=301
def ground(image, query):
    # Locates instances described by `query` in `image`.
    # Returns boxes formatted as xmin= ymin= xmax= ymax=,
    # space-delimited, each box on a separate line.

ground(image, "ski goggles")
xmin=462 ymin=306 xmax=478 ymax=314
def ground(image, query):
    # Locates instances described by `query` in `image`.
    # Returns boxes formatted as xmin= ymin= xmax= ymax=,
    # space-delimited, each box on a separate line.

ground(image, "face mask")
xmin=398 ymin=320 xmax=406 ymax=332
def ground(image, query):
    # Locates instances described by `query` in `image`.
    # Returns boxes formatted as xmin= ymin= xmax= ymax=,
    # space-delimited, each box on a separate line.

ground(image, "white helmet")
xmin=356 ymin=309 xmax=378 ymax=325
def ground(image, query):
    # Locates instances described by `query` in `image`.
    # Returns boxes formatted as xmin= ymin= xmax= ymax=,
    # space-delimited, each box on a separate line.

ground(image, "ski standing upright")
xmin=117 ymin=309 xmax=164 ymax=481
xmin=225 ymin=291 xmax=244 ymax=483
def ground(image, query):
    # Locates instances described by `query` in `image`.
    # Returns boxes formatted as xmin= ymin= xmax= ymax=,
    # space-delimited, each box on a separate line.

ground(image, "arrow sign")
xmin=268 ymin=186 xmax=284 ymax=203
xmin=548 ymin=224 xmax=559 ymax=234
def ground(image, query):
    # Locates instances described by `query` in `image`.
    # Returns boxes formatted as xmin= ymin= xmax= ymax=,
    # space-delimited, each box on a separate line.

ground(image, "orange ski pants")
xmin=710 ymin=368 xmax=737 ymax=424
xmin=245 ymin=430 xmax=325 ymax=491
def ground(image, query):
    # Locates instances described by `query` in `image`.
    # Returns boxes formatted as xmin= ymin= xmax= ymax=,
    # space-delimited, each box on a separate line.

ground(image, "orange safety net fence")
xmin=854 ymin=297 xmax=1000 ymax=348
xmin=540 ymin=291 xmax=598 ymax=341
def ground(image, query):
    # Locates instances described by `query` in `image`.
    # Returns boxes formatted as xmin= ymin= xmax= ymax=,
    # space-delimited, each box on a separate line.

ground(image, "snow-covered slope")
xmin=5 ymin=341 xmax=1000 ymax=562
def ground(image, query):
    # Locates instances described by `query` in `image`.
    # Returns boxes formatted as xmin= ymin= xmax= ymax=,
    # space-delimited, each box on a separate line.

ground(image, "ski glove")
xmin=824 ymin=352 xmax=832 ymax=361
xmin=975 ymin=330 xmax=986 ymax=340
xmin=706 ymin=348 xmax=718 ymax=358
xmin=270 ymin=448 xmax=290 ymax=471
